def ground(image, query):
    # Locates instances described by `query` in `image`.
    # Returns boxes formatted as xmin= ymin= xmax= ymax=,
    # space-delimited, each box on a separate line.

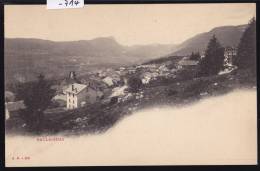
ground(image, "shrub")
xmin=128 ymin=76 xmax=143 ymax=93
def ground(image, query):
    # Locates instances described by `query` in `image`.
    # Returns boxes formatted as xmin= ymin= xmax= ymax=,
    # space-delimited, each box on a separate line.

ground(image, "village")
xmin=4 ymin=4 xmax=257 ymax=167
xmin=5 ymin=46 xmax=237 ymax=125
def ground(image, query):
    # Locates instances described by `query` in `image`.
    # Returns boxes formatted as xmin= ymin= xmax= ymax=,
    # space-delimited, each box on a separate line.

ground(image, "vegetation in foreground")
xmin=5 ymin=68 xmax=256 ymax=136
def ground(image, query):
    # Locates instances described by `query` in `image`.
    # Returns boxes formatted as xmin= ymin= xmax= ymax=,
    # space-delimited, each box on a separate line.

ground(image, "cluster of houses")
xmin=61 ymin=63 xmax=180 ymax=110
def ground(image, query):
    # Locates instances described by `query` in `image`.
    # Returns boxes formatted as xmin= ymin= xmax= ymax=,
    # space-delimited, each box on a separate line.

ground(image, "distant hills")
xmin=5 ymin=37 xmax=177 ymax=84
xmin=5 ymin=37 xmax=177 ymax=65
xmin=171 ymin=24 xmax=247 ymax=56
xmin=5 ymin=24 xmax=247 ymax=84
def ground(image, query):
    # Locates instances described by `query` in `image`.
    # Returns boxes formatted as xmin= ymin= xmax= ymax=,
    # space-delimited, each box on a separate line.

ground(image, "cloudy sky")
xmin=5 ymin=3 xmax=256 ymax=46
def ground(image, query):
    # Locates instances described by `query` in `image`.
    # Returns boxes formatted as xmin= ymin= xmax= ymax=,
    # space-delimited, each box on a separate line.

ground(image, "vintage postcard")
xmin=4 ymin=3 xmax=257 ymax=166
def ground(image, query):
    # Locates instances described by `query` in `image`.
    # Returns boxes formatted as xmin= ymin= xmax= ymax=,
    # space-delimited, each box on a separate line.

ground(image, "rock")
xmin=82 ymin=117 xmax=88 ymax=121
xmin=75 ymin=118 xmax=82 ymax=122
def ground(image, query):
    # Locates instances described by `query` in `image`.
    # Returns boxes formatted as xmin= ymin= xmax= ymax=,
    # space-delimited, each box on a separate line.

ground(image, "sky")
xmin=5 ymin=3 xmax=256 ymax=46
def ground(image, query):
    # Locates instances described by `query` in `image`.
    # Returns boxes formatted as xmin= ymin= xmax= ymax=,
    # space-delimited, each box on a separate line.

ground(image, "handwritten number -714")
xmin=60 ymin=0 xmax=80 ymax=7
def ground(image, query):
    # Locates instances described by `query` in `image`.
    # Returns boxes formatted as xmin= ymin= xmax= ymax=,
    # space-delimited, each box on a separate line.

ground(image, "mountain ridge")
xmin=171 ymin=24 xmax=247 ymax=56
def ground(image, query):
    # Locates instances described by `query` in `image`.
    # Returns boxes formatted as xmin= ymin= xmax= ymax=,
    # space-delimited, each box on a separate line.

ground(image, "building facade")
xmin=5 ymin=100 xmax=25 ymax=120
xmin=224 ymin=46 xmax=237 ymax=66
xmin=65 ymin=83 xmax=87 ymax=109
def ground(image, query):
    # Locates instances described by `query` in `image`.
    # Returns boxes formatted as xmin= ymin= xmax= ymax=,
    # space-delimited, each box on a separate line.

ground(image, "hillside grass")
xmin=5 ymin=68 xmax=256 ymax=136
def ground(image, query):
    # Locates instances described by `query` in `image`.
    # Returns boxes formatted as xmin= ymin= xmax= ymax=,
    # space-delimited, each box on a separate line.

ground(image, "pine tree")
xmin=190 ymin=51 xmax=201 ymax=60
xmin=233 ymin=18 xmax=256 ymax=75
xmin=68 ymin=71 xmax=80 ymax=84
xmin=16 ymin=74 xmax=55 ymax=133
xmin=195 ymin=52 xmax=201 ymax=60
xmin=190 ymin=52 xmax=195 ymax=60
xmin=197 ymin=35 xmax=225 ymax=76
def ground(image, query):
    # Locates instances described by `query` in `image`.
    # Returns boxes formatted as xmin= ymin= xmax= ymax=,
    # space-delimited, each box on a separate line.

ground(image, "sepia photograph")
xmin=4 ymin=3 xmax=257 ymax=166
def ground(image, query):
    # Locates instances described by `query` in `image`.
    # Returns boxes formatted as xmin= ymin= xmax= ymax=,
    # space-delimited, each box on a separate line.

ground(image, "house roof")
xmin=102 ymin=77 xmax=114 ymax=86
xmin=65 ymin=83 xmax=87 ymax=95
xmin=178 ymin=59 xmax=199 ymax=66
xmin=5 ymin=91 xmax=15 ymax=101
xmin=225 ymin=46 xmax=237 ymax=50
xmin=5 ymin=91 xmax=14 ymax=97
xmin=6 ymin=101 xmax=26 ymax=112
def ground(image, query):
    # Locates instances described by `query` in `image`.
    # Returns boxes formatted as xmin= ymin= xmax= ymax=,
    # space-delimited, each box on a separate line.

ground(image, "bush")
xmin=189 ymin=52 xmax=201 ymax=61
xmin=109 ymin=96 xmax=118 ymax=105
xmin=183 ymin=79 xmax=209 ymax=97
xmin=175 ymin=67 xmax=198 ymax=81
xmin=167 ymin=89 xmax=178 ymax=96
xmin=128 ymin=76 xmax=143 ymax=93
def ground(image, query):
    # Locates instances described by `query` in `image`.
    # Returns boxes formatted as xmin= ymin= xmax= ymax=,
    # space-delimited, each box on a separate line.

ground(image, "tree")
xmin=16 ymin=74 xmax=55 ymax=133
xmin=189 ymin=51 xmax=201 ymax=60
xmin=69 ymin=71 xmax=77 ymax=79
xmin=190 ymin=52 xmax=195 ymax=59
xmin=197 ymin=35 xmax=225 ymax=76
xmin=127 ymin=76 xmax=142 ymax=93
xmin=233 ymin=17 xmax=256 ymax=75
xmin=67 ymin=71 xmax=80 ymax=84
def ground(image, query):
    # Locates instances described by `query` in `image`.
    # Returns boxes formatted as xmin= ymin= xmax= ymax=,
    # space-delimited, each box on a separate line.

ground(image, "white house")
xmin=178 ymin=57 xmax=199 ymax=66
xmin=224 ymin=46 xmax=237 ymax=66
xmin=5 ymin=100 xmax=26 ymax=120
xmin=141 ymin=72 xmax=153 ymax=84
xmin=65 ymin=83 xmax=87 ymax=110
xmin=102 ymin=77 xmax=114 ymax=87
xmin=5 ymin=104 xmax=10 ymax=120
